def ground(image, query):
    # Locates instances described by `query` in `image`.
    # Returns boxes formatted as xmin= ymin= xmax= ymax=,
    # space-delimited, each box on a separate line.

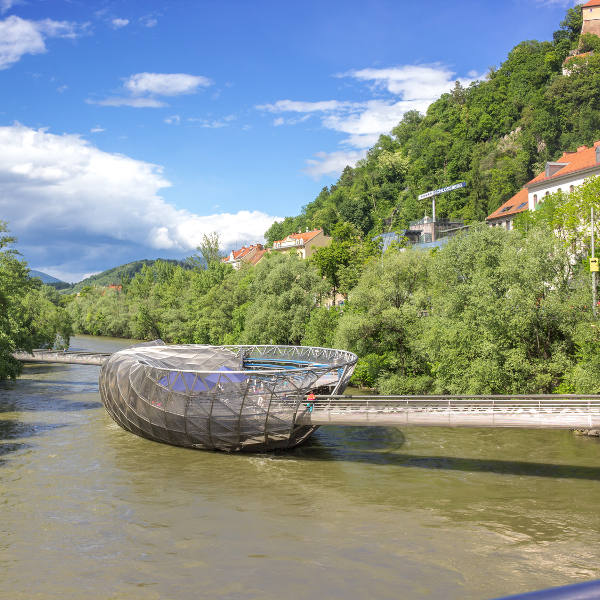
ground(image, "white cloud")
xmin=90 ymin=126 xmax=105 ymax=133
xmin=140 ymin=15 xmax=158 ymax=28
xmin=304 ymin=150 xmax=366 ymax=178
xmin=164 ymin=114 xmax=180 ymax=125
xmin=125 ymin=72 xmax=212 ymax=96
xmin=257 ymin=99 xmax=354 ymax=113
xmin=0 ymin=15 xmax=84 ymax=69
xmin=93 ymin=72 xmax=213 ymax=108
xmin=0 ymin=124 xmax=279 ymax=273
xmin=258 ymin=64 xmax=481 ymax=178
xmin=344 ymin=65 xmax=480 ymax=100
xmin=187 ymin=114 xmax=236 ymax=128
xmin=1 ymin=0 xmax=20 ymax=14
xmin=89 ymin=97 xmax=166 ymax=108
xmin=111 ymin=18 xmax=129 ymax=29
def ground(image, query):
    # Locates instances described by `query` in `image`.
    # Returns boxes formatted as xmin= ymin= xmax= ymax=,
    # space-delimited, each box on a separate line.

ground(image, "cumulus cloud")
xmin=0 ymin=15 xmax=84 ymax=69
xmin=90 ymin=96 xmax=166 ymax=108
xmin=258 ymin=64 xmax=481 ymax=178
xmin=187 ymin=114 xmax=236 ymax=128
xmin=140 ymin=15 xmax=158 ymax=27
xmin=304 ymin=150 xmax=367 ymax=179
xmin=92 ymin=72 xmax=213 ymax=108
xmin=111 ymin=18 xmax=129 ymax=29
xmin=0 ymin=124 xmax=279 ymax=278
xmin=0 ymin=0 xmax=20 ymax=14
xmin=125 ymin=72 xmax=212 ymax=96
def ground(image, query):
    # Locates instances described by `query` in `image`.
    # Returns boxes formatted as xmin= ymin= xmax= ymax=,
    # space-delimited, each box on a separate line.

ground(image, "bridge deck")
xmin=12 ymin=352 xmax=600 ymax=429
xmin=14 ymin=350 xmax=110 ymax=366
xmin=308 ymin=396 xmax=600 ymax=429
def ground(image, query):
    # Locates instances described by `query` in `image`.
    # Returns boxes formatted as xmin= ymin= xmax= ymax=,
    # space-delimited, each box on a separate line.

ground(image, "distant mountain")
xmin=29 ymin=269 xmax=71 ymax=290
xmin=60 ymin=259 xmax=190 ymax=294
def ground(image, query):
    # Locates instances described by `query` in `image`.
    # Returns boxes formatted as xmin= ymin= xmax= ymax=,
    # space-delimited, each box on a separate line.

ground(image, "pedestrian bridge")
xmin=308 ymin=395 xmax=600 ymax=430
xmin=15 ymin=350 xmax=600 ymax=431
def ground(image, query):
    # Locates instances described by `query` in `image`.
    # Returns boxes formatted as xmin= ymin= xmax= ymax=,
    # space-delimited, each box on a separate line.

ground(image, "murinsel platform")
xmin=98 ymin=342 xmax=357 ymax=451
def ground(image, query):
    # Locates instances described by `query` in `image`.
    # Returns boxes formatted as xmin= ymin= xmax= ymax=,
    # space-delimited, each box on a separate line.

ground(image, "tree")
xmin=187 ymin=231 xmax=222 ymax=269
xmin=418 ymin=225 xmax=576 ymax=394
xmin=239 ymin=253 xmax=327 ymax=345
xmin=0 ymin=222 xmax=71 ymax=379
xmin=334 ymin=249 xmax=431 ymax=391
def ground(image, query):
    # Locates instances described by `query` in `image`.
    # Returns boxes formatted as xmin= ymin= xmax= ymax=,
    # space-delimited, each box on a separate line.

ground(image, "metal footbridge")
xmin=15 ymin=350 xmax=600 ymax=430
xmin=307 ymin=395 xmax=600 ymax=430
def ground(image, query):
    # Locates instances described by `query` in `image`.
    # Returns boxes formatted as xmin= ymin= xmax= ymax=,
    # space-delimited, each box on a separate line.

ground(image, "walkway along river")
xmin=1 ymin=335 xmax=599 ymax=599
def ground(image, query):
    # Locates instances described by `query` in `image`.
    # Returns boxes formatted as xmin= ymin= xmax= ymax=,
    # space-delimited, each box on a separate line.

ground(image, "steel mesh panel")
xmin=99 ymin=344 xmax=357 ymax=451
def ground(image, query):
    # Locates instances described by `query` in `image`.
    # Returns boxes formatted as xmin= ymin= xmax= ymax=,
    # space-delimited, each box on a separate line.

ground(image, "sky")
xmin=0 ymin=0 xmax=587 ymax=282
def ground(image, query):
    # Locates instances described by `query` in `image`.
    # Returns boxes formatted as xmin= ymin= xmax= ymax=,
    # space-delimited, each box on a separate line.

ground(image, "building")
xmin=271 ymin=228 xmax=331 ymax=259
xmin=562 ymin=1 xmax=600 ymax=73
xmin=487 ymin=141 xmax=600 ymax=228
xmin=407 ymin=216 xmax=466 ymax=243
xmin=486 ymin=188 xmax=529 ymax=230
xmin=222 ymin=243 xmax=265 ymax=269
xmin=582 ymin=0 xmax=600 ymax=37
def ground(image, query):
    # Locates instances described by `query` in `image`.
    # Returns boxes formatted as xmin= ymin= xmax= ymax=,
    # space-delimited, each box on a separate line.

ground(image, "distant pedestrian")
xmin=306 ymin=391 xmax=316 ymax=413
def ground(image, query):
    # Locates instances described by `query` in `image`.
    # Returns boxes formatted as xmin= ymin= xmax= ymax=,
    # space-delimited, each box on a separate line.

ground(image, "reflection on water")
xmin=0 ymin=335 xmax=599 ymax=600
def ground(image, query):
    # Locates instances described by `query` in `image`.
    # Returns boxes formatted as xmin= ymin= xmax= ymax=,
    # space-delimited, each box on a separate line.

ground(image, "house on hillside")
xmin=271 ymin=228 xmax=331 ymax=259
xmin=582 ymin=0 xmax=600 ymax=36
xmin=487 ymin=141 xmax=600 ymax=228
xmin=562 ymin=1 xmax=600 ymax=73
xmin=222 ymin=243 xmax=266 ymax=269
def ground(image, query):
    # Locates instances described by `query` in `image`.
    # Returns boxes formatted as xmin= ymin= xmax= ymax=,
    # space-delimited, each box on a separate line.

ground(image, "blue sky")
xmin=0 ymin=0 xmax=585 ymax=281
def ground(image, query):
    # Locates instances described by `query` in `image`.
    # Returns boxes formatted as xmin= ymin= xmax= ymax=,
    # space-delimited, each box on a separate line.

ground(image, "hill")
xmin=60 ymin=259 xmax=190 ymax=294
xmin=29 ymin=269 xmax=70 ymax=290
xmin=265 ymin=7 xmax=595 ymax=242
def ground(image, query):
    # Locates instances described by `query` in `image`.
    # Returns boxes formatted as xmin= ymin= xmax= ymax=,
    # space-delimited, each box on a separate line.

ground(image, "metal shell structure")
xmin=99 ymin=344 xmax=357 ymax=451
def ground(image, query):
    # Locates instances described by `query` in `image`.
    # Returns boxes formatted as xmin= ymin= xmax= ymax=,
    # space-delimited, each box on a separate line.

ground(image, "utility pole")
xmin=592 ymin=206 xmax=598 ymax=317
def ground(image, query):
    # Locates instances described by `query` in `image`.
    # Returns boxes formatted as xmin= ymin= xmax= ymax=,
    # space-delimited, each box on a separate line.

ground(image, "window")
xmin=517 ymin=202 xmax=527 ymax=210
xmin=545 ymin=191 xmax=550 ymax=197
xmin=500 ymin=205 xmax=513 ymax=213
xmin=557 ymin=188 xmax=562 ymax=194
xmin=506 ymin=220 xmax=511 ymax=231
xmin=533 ymin=194 xmax=538 ymax=205
xmin=570 ymin=185 xmax=575 ymax=193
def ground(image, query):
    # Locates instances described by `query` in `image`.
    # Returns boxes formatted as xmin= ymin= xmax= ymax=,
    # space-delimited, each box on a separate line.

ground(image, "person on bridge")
xmin=306 ymin=392 xmax=316 ymax=413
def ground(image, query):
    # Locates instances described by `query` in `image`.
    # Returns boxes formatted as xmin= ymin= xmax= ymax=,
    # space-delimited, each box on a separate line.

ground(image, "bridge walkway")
xmin=308 ymin=395 xmax=600 ymax=430
xmin=14 ymin=352 xmax=600 ymax=429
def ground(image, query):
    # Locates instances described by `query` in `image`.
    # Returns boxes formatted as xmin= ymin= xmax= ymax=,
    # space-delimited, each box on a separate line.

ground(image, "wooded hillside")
xmin=266 ymin=8 xmax=597 ymax=242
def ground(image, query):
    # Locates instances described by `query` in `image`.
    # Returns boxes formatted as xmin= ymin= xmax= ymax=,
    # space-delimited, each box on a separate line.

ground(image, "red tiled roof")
xmin=273 ymin=228 xmax=323 ymax=245
xmin=486 ymin=188 xmax=529 ymax=221
xmin=223 ymin=244 xmax=263 ymax=263
xmin=582 ymin=0 xmax=600 ymax=7
xmin=526 ymin=141 xmax=600 ymax=186
xmin=247 ymin=249 xmax=266 ymax=265
xmin=563 ymin=52 xmax=593 ymax=65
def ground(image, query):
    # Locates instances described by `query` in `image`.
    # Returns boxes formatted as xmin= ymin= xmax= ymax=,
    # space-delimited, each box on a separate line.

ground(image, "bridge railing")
xmin=309 ymin=395 xmax=600 ymax=429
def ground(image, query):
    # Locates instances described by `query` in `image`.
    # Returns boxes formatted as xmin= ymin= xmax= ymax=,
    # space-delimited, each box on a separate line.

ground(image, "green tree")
xmin=0 ymin=222 xmax=71 ymax=379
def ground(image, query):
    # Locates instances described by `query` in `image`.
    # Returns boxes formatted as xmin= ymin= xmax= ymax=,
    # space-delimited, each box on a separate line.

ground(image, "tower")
xmin=582 ymin=0 xmax=600 ymax=38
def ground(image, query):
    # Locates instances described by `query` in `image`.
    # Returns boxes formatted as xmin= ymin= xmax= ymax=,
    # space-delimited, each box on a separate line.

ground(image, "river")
xmin=1 ymin=335 xmax=599 ymax=599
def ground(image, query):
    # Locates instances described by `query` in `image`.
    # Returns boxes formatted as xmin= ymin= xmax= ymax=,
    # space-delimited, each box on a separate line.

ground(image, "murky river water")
xmin=1 ymin=336 xmax=599 ymax=600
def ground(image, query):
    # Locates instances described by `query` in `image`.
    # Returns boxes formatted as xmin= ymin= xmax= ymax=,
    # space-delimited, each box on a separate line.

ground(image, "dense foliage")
xmin=65 ymin=219 xmax=600 ymax=393
xmin=265 ymin=7 xmax=598 ymax=243
xmin=0 ymin=222 xmax=71 ymax=379
xmin=60 ymin=258 xmax=190 ymax=294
